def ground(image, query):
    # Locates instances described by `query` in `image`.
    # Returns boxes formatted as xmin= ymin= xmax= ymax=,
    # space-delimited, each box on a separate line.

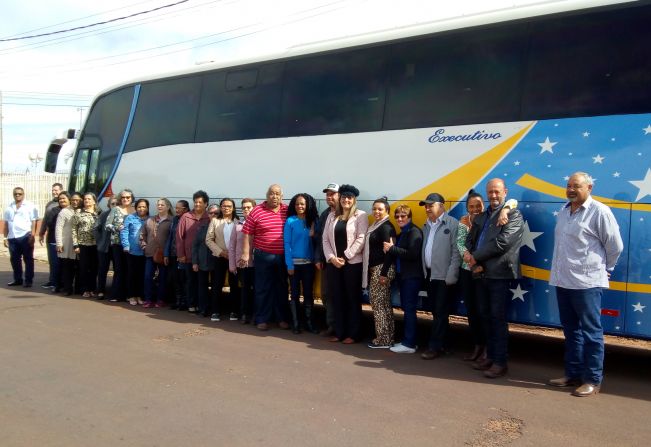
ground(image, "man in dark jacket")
xmin=465 ymin=178 xmax=524 ymax=378
xmin=314 ymin=183 xmax=339 ymax=336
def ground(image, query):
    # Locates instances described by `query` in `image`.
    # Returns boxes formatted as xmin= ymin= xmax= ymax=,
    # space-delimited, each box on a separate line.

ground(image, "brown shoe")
xmin=483 ymin=364 xmax=508 ymax=378
xmin=342 ymin=337 xmax=355 ymax=344
xmin=548 ymin=377 xmax=582 ymax=388
xmin=472 ymin=358 xmax=493 ymax=371
xmin=256 ymin=323 xmax=269 ymax=331
xmin=572 ymin=383 xmax=600 ymax=397
xmin=421 ymin=350 xmax=441 ymax=360
xmin=278 ymin=321 xmax=290 ymax=330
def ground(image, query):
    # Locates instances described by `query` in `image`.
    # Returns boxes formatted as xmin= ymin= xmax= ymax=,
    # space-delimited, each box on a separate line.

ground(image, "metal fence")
xmin=0 ymin=173 xmax=70 ymax=219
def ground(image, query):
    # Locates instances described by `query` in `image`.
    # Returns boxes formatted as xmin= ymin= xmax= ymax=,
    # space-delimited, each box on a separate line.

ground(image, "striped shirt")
xmin=242 ymin=202 xmax=288 ymax=254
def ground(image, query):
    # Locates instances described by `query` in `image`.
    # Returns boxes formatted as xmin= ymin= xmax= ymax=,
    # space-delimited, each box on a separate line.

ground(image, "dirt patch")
xmin=466 ymin=409 xmax=524 ymax=447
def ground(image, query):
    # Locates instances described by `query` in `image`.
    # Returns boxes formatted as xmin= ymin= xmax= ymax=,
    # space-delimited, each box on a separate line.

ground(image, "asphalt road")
xmin=1 ymin=258 xmax=651 ymax=447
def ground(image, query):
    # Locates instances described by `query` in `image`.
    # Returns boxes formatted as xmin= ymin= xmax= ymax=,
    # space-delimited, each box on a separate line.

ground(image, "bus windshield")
xmin=70 ymin=86 xmax=134 ymax=196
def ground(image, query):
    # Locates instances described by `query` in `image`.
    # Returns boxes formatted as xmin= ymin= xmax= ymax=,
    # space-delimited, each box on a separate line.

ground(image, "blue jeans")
xmin=427 ymin=279 xmax=452 ymax=351
xmin=8 ymin=234 xmax=34 ymax=284
xmin=477 ymin=278 xmax=511 ymax=366
xmin=556 ymin=287 xmax=605 ymax=385
xmin=144 ymin=257 xmax=167 ymax=303
xmin=253 ymin=250 xmax=288 ymax=325
xmin=290 ymin=263 xmax=315 ymax=306
xmin=47 ymin=243 xmax=60 ymax=287
xmin=398 ymin=275 xmax=421 ymax=349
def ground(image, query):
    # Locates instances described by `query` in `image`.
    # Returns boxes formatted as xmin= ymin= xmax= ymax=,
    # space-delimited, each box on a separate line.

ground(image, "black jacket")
xmin=466 ymin=204 xmax=524 ymax=279
xmin=387 ymin=223 xmax=424 ymax=280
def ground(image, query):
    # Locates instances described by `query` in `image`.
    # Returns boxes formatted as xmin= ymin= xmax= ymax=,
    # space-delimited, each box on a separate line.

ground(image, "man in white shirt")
xmin=548 ymin=172 xmax=623 ymax=397
xmin=3 ymin=187 xmax=39 ymax=287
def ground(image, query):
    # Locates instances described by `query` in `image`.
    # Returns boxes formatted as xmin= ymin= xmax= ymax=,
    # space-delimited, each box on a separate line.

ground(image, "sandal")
xmin=128 ymin=298 xmax=137 ymax=306
xmin=82 ymin=292 xmax=91 ymax=298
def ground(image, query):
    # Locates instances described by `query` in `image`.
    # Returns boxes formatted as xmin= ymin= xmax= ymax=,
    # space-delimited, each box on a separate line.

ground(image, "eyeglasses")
xmin=121 ymin=196 xmax=132 ymax=199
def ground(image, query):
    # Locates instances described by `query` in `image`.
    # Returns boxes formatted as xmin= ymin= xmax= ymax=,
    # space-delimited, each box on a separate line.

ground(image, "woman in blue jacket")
xmin=284 ymin=193 xmax=319 ymax=334
xmin=121 ymin=198 xmax=149 ymax=306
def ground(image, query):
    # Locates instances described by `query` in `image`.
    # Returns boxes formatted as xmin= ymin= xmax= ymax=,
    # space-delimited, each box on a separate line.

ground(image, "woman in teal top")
xmin=284 ymin=193 xmax=319 ymax=334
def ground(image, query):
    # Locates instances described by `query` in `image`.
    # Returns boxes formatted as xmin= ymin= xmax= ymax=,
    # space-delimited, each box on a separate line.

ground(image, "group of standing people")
xmin=4 ymin=171 xmax=623 ymax=396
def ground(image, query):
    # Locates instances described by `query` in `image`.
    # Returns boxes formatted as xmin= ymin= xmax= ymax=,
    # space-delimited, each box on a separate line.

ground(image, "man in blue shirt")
xmin=3 ymin=187 xmax=39 ymax=287
xmin=549 ymin=172 xmax=624 ymax=397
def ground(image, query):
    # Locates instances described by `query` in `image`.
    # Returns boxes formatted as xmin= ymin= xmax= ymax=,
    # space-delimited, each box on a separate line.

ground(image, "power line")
xmin=0 ymin=0 xmax=191 ymax=42
xmin=0 ymin=0 xmax=226 ymax=56
xmin=2 ymin=103 xmax=90 ymax=107
xmin=3 ymin=0 xmax=356 ymax=77
xmin=0 ymin=0 xmax=159 ymax=39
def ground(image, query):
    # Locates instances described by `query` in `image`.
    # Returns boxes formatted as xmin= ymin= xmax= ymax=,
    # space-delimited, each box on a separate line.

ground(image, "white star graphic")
xmin=553 ymin=211 xmax=559 ymax=216
xmin=568 ymin=152 xmax=573 ymax=156
xmin=582 ymin=131 xmax=590 ymax=137
xmin=629 ymin=168 xmax=651 ymax=201
xmin=514 ymin=161 xmax=520 ymax=166
xmin=632 ymin=302 xmax=646 ymax=313
xmin=521 ymin=221 xmax=543 ymax=252
xmin=613 ymin=172 xmax=620 ymax=178
xmin=563 ymin=176 xmax=570 ymax=181
xmin=510 ymin=284 xmax=528 ymax=302
xmin=538 ymin=137 xmax=557 ymax=154
xmin=592 ymin=154 xmax=605 ymax=164
xmin=644 ymin=125 xmax=651 ymax=135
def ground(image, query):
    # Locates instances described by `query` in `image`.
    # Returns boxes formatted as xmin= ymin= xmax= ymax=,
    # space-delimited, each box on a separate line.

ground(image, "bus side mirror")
xmin=44 ymin=138 xmax=68 ymax=173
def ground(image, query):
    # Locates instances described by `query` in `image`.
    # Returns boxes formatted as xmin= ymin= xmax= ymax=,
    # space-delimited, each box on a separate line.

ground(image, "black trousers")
xmin=78 ymin=245 xmax=98 ymax=294
xmin=211 ymin=257 xmax=240 ymax=317
xmin=327 ymin=262 xmax=363 ymax=341
xmin=110 ymin=245 xmax=128 ymax=301
xmin=126 ymin=254 xmax=146 ymax=298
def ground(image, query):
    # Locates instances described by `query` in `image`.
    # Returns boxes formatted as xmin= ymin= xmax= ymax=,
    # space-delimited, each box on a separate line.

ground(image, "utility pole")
xmin=0 ymin=90 xmax=3 ymax=174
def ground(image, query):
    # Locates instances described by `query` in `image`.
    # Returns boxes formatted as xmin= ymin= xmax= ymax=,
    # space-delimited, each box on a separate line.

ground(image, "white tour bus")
xmin=45 ymin=0 xmax=651 ymax=338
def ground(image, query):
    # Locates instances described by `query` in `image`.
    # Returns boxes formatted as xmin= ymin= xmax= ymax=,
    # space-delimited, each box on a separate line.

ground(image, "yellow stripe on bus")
xmin=520 ymin=264 xmax=651 ymax=294
xmin=515 ymin=173 xmax=651 ymax=212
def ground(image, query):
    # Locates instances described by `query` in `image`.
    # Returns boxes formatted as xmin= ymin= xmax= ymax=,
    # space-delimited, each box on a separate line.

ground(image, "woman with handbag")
xmin=140 ymin=198 xmax=173 ymax=308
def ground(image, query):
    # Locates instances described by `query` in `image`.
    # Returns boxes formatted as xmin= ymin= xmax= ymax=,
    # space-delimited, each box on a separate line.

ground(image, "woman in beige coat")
xmin=205 ymin=198 xmax=240 ymax=322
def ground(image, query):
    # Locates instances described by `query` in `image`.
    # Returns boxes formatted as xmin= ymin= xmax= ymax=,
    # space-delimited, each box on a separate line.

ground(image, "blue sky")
xmin=0 ymin=0 xmax=574 ymax=171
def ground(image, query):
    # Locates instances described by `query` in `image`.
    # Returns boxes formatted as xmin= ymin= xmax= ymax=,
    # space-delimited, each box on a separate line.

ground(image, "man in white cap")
xmin=314 ymin=182 xmax=340 ymax=335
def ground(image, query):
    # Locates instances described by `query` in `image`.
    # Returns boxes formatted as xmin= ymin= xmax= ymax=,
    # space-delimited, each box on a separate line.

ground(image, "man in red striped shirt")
xmin=240 ymin=184 xmax=290 ymax=330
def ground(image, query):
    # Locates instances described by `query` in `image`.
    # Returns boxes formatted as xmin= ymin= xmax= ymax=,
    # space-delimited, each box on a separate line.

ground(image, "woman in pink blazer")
xmin=322 ymin=184 xmax=368 ymax=344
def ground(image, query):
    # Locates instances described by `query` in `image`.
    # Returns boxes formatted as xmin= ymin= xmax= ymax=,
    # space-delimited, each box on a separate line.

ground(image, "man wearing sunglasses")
xmin=3 ymin=187 xmax=39 ymax=287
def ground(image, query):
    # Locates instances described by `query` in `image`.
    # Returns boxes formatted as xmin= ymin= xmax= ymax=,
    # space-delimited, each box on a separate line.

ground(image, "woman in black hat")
xmin=321 ymin=184 xmax=368 ymax=344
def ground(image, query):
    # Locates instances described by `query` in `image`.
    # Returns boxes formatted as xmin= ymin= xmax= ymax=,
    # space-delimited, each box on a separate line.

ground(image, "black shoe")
xmin=23 ymin=283 xmax=33 ymax=288
xmin=7 ymin=281 xmax=23 ymax=286
xmin=41 ymin=282 xmax=53 ymax=289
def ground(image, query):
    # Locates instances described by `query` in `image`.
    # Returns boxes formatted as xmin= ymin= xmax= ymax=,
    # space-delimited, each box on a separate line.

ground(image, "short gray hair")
xmin=570 ymin=172 xmax=593 ymax=186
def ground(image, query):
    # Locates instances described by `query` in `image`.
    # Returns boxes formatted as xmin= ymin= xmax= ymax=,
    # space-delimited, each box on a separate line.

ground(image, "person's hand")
xmin=220 ymin=249 xmax=229 ymax=259
xmin=39 ymin=236 xmax=44 ymax=246
xmin=331 ymin=257 xmax=345 ymax=268
xmin=178 ymin=256 xmax=186 ymax=263
xmin=57 ymin=245 xmax=63 ymax=253
xmin=163 ymin=257 xmax=169 ymax=266
xmin=383 ymin=239 xmax=394 ymax=253
xmin=497 ymin=207 xmax=510 ymax=226
xmin=238 ymin=252 xmax=250 ymax=268
xmin=3 ymin=239 xmax=8 ymax=248
xmin=315 ymin=262 xmax=323 ymax=270
xmin=287 ymin=269 xmax=294 ymax=276
xmin=74 ymin=247 xmax=80 ymax=254
xmin=379 ymin=275 xmax=389 ymax=285
xmin=192 ymin=264 xmax=199 ymax=272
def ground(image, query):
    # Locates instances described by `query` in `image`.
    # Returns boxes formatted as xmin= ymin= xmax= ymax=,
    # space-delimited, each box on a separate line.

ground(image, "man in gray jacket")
xmin=465 ymin=178 xmax=524 ymax=378
xmin=420 ymin=193 xmax=461 ymax=360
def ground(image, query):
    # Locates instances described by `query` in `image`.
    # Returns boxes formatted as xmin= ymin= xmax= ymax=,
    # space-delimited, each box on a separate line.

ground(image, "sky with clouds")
xmin=0 ymin=0 xmax=565 ymax=172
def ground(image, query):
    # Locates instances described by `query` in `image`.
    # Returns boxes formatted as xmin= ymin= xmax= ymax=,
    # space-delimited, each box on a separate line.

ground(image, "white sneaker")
xmin=390 ymin=343 xmax=416 ymax=354
xmin=210 ymin=313 xmax=220 ymax=322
